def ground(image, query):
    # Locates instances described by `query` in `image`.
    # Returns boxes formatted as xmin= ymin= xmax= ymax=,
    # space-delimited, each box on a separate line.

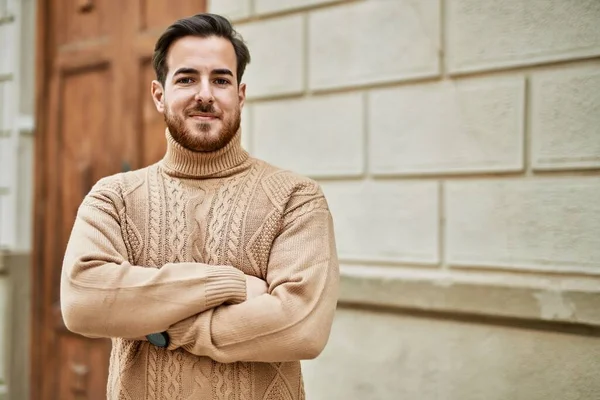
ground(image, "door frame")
xmin=31 ymin=0 xmax=53 ymax=397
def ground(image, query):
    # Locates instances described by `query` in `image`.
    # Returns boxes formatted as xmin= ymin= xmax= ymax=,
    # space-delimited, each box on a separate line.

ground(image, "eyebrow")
xmin=173 ymin=67 xmax=199 ymax=77
xmin=212 ymin=68 xmax=234 ymax=77
xmin=173 ymin=68 xmax=234 ymax=77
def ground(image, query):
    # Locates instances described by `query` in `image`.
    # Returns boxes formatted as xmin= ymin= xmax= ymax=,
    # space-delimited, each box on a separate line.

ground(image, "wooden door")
xmin=32 ymin=1 xmax=206 ymax=399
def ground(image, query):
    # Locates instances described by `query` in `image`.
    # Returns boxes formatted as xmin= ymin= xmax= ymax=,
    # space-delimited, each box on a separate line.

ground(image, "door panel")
xmin=141 ymin=0 xmax=206 ymax=31
xmin=57 ymin=67 xmax=112 ymax=304
xmin=55 ymin=0 xmax=112 ymax=45
xmin=33 ymin=1 xmax=207 ymax=399
xmin=57 ymin=333 xmax=111 ymax=400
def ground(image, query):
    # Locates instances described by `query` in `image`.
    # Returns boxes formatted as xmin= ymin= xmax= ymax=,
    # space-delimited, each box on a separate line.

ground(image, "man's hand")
xmin=245 ymin=275 xmax=268 ymax=300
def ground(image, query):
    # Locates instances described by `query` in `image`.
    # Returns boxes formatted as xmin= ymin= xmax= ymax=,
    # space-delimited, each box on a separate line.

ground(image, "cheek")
xmin=166 ymin=97 xmax=189 ymax=116
xmin=217 ymin=94 xmax=240 ymax=112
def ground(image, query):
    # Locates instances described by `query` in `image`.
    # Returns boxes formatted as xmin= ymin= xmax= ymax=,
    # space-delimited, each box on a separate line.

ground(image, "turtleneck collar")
xmin=159 ymin=128 xmax=250 ymax=178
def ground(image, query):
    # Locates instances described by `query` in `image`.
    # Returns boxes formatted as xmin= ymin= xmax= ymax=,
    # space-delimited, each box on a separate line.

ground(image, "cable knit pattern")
xmin=206 ymin=172 xmax=245 ymax=266
xmin=146 ymin=165 xmax=164 ymax=268
xmin=60 ymin=129 xmax=339 ymax=400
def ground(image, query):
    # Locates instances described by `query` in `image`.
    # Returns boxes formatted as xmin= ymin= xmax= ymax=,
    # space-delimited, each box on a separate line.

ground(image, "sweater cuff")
xmin=167 ymin=315 xmax=195 ymax=350
xmin=204 ymin=267 xmax=247 ymax=309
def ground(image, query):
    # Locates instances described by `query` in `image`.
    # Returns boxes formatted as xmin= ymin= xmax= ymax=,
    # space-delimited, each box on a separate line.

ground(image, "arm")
xmin=166 ymin=197 xmax=340 ymax=363
xmin=60 ymin=182 xmax=247 ymax=340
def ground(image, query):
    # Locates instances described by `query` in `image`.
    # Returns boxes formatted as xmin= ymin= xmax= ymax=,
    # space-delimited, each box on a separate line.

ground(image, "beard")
xmin=164 ymin=102 xmax=241 ymax=152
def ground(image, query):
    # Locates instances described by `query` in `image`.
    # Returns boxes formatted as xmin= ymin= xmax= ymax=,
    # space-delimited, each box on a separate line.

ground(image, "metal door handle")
xmin=77 ymin=0 xmax=94 ymax=13
xmin=70 ymin=362 xmax=89 ymax=394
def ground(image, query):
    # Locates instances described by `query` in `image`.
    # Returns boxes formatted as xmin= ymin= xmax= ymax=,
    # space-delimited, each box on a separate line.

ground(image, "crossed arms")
xmin=60 ymin=187 xmax=339 ymax=363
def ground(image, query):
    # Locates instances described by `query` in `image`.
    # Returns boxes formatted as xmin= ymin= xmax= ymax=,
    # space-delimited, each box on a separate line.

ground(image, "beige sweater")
xmin=60 ymin=129 xmax=339 ymax=400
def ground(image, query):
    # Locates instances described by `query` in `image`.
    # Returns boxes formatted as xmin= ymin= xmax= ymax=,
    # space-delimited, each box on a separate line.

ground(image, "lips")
xmin=189 ymin=113 xmax=219 ymax=120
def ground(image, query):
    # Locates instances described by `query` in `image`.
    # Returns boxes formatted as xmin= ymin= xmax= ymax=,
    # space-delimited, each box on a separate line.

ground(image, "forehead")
xmin=166 ymin=36 xmax=237 ymax=74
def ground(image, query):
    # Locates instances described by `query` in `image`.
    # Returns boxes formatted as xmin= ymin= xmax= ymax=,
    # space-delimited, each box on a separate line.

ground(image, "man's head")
xmin=151 ymin=14 xmax=251 ymax=152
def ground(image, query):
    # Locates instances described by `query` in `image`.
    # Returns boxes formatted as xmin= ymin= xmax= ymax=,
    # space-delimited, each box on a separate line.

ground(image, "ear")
xmin=151 ymin=80 xmax=165 ymax=113
xmin=238 ymin=83 xmax=247 ymax=109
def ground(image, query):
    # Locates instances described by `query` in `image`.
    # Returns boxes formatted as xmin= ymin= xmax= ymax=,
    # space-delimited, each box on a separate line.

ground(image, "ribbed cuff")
xmin=167 ymin=316 xmax=195 ymax=350
xmin=204 ymin=267 xmax=247 ymax=309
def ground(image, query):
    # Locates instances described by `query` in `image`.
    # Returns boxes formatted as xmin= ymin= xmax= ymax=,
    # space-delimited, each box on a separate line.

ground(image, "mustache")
xmin=186 ymin=103 xmax=217 ymax=115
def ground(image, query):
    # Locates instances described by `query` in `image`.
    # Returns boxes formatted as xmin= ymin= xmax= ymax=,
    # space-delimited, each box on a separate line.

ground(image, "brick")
xmin=446 ymin=0 xmax=600 ymax=73
xmin=446 ymin=178 xmax=600 ymax=273
xmin=237 ymin=16 xmax=304 ymax=99
xmin=370 ymin=77 xmax=525 ymax=175
xmin=0 ymin=23 xmax=15 ymax=76
xmin=308 ymin=1 xmax=440 ymax=91
xmin=321 ymin=181 xmax=439 ymax=264
xmin=303 ymin=308 xmax=600 ymax=400
xmin=0 ymin=80 xmax=13 ymax=132
xmin=0 ymin=137 xmax=11 ymax=188
xmin=207 ymin=0 xmax=251 ymax=20
xmin=252 ymin=93 xmax=363 ymax=177
xmin=256 ymin=0 xmax=342 ymax=15
xmin=531 ymin=63 xmax=600 ymax=170
xmin=0 ymin=194 xmax=10 ymax=248
xmin=15 ymin=135 xmax=34 ymax=249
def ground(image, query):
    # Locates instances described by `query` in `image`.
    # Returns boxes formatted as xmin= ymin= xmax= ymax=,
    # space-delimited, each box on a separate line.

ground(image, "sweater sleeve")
xmin=166 ymin=196 xmax=340 ymax=363
xmin=60 ymin=183 xmax=247 ymax=340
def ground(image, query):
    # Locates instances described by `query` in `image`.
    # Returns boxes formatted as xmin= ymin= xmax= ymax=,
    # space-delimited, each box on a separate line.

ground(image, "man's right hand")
xmin=245 ymin=275 xmax=268 ymax=300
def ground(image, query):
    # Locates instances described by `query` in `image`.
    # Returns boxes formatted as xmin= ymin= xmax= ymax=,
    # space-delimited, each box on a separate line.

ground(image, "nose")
xmin=194 ymin=81 xmax=214 ymax=104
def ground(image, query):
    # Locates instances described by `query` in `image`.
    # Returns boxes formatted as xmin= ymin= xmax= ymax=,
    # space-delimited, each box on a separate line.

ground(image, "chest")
xmin=124 ymin=166 xmax=281 ymax=277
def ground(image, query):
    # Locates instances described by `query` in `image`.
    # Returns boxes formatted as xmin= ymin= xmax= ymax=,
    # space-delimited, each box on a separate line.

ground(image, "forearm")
xmin=168 ymin=275 xmax=337 ymax=363
xmin=60 ymin=192 xmax=247 ymax=340
xmin=156 ymin=184 xmax=340 ymax=362
xmin=61 ymin=260 xmax=246 ymax=339
xmin=166 ymin=208 xmax=339 ymax=362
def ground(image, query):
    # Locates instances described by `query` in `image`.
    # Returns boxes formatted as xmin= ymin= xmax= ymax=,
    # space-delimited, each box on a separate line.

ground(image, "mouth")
xmin=188 ymin=113 xmax=220 ymax=121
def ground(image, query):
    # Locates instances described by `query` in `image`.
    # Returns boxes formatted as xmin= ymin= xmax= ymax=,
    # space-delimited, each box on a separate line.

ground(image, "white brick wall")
xmin=207 ymin=0 xmax=251 ymax=20
xmin=209 ymin=0 xmax=600 ymax=298
xmin=0 ymin=80 xmax=12 ymax=133
xmin=252 ymin=93 xmax=364 ymax=177
xmin=369 ymin=76 xmax=525 ymax=175
xmin=446 ymin=178 xmax=600 ymax=274
xmin=0 ymin=23 xmax=15 ymax=76
xmin=237 ymin=15 xmax=304 ymax=98
xmin=0 ymin=1 xmax=34 ymax=251
xmin=172 ymin=0 xmax=600 ymax=396
xmin=321 ymin=181 xmax=439 ymax=264
xmin=531 ymin=63 xmax=600 ymax=170
xmin=304 ymin=308 xmax=600 ymax=400
xmin=216 ymin=0 xmax=600 ymax=266
xmin=308 ymin=0 xmax=440 ymax=90
xmin=255 ymin=0 xmax=343 ymax=15
xmin=446 ymin=0 xmax=600 ymax=74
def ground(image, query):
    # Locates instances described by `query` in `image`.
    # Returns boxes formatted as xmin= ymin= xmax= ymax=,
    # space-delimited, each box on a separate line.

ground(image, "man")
xmin=60 ymin=13 xmax=339 ymax=400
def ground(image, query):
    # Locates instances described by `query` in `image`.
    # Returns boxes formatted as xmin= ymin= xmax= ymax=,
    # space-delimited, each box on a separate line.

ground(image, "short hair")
xmin=152 ymin=13 xmax=251 ymax=85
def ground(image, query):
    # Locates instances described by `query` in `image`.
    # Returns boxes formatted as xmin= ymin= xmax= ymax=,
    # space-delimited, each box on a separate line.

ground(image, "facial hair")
xmin=164 ymin=102 xmax=241 ymax=152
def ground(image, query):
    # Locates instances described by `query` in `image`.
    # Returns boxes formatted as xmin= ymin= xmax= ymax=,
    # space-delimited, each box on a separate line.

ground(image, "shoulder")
xmin=253 ymin=159 xmax=326 ymax=214
xmin=84 ymin=166 xmax=150 ymax=208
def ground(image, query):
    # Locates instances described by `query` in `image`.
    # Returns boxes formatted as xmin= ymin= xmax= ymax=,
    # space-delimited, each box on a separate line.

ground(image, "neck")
xmin=159 ymin=128 xmax=249 ymax=178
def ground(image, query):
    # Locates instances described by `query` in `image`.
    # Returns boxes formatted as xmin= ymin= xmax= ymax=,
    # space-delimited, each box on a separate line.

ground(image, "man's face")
xmin=151 ymin=35 xmax=246 ymax=152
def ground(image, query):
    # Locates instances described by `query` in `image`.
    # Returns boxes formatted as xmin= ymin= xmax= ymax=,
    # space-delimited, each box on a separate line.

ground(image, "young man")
xmin=60 ymin=13 xmax=339 ymax=400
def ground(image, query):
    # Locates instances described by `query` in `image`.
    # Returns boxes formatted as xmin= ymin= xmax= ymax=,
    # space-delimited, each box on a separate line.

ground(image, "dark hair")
xmin=152 ymin=13 xmax=251 ymax=85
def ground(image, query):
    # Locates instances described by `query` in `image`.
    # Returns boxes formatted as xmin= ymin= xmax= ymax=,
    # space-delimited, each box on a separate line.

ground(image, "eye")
xmin=176 ymin=77 xmax=194 ymax=84
xmin=214 ymin=78 xmax=231 ymax=86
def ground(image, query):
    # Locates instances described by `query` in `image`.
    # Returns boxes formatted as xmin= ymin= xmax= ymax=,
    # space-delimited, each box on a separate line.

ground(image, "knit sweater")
xmin=60 ymin=129 xmax=339 ymax=400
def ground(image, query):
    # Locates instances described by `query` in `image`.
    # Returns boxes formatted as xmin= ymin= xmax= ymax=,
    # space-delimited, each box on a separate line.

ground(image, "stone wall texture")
xmin=207 ymin=0 xmax=600 ymax=398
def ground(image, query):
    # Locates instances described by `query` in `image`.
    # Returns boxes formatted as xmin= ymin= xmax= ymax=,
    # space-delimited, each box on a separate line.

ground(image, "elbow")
xmin=61 ymin=298 xmax=97 ymax=337
xmin=293 ymin=322 xmax=332 ymax=360
xmin=61 ymin=284 xmax=107 ymax=338
xmin=297 ymin=331 xmax=329 ymax=360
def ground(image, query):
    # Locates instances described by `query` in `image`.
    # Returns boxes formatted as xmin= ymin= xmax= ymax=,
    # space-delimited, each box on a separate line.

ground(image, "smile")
xmin=189 ymin=114 xmax=219 ymax=121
